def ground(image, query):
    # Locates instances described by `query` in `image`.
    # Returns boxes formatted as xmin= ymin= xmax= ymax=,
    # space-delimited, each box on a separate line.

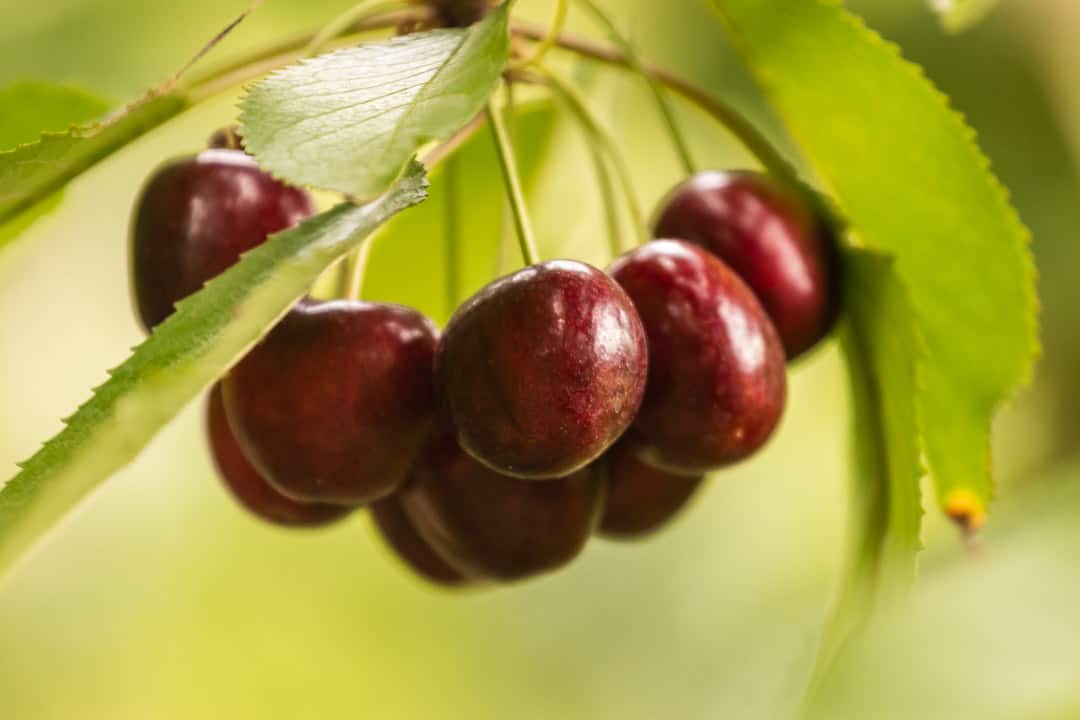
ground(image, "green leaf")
xmin=0 ymin=82 xmax=112 ymax=248
xmin=0 ymin=82 xmax=110 ymax=151
xmin=930 ymin=0 xmax=1000 ymax=33
xmin=0 ymin=92 xmax=189 ymax=228
xmin=711 ymin=0 xmax=1038 ymax=527
xmin=239 ymin=2 xmax=511 ymax=200
xmin=804 ymin=248 xmax=925 ymax=700
xmin=0 ymin=165 xmax=428 ymax=579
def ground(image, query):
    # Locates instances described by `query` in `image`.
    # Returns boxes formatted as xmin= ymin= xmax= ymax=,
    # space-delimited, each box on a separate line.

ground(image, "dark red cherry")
xmin=608 ymin=240 xmax=787 ymax=474
xmin=130 ymin=149 xmax=314 ymax=331
xmin=223 ymin=299 xmax=439 ymax=506
xmin=371 ymin=495 xmax=471 ymax=587
xmin=401 ymin=430 xmax=604 ymax=582
xmin=205 ymin=384 xmax=349 ymax=528
xmin=653 ymin=170 xmax=839 ymax=359
xmin=436 ymin=260 xmax=648 ymax=479
xmin=431 ymin=0 xmax=494 ymax=25
xmin=597 ymin=438 xmax=704 ymax=539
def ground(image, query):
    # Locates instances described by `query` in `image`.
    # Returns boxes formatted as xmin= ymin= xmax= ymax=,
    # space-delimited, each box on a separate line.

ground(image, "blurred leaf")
xmin=0 ymin=92 xmax=189 ymax=228
xmin=806 ymin=249 xmax=925 ymax=699
xmin=0 ymin=82 xmax=109 ymax=151
xmin=0 ymin=165 xmax=428 ymax=579
xmin=239 ymin=3 xmax=511 ymax=200
xmin=929 ymin=0 xmax=1000 ymax=33
xmin=809 ymin=460 xmax=1080 ymax=719
xmin=711 ymin=0 xmax=1038 ymax=527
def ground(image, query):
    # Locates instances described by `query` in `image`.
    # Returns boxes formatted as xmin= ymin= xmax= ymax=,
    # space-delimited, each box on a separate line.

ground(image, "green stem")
xmin=443 ymin=153 xmax=463 ymax=315
xmin=304 ymin=0 xmax=407 ymax=56
xmin=571 ymin=0 xmax=696 ymax=176
xmin=510 ymin=0 xmax=569 ymax=70
xmin=511 ymin=19 xmax=795 ymax=182
xmin=343 ymin=236 xmax=376 ymax=299
xmin=487 ymin=92 xmax=540 ymax=266
xmin=536 ymin=66 xmax=648 ymax=248
xmin=589 ymin=144 xmax=624 ymax=258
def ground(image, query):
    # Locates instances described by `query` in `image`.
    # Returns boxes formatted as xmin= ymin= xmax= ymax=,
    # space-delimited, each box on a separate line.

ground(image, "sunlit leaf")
xmin=711 ymin=0 xmax=1038 ymax=528
xmin=239 ymin=3 xmax=511 ymax=200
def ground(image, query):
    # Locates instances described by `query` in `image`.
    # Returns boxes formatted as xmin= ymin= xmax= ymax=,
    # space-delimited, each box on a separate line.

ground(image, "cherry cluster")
xmin=130 ymin=135 xmax=837 ymax=588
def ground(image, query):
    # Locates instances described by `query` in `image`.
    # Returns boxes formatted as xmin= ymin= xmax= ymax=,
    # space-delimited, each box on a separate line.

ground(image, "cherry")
xmin=222 ymin=299 xmax=439 ymax=506
xmin=371 ymin=495 xmax=471 ymax=587
xmin=130 ymin=149 xmax=314 ymax=331
xmin=401 ymin=430 xmax=604 ymax=581
xmin=431 ymin=0 xmax=494 ymax=26
xmin=608 ymin=240 xmax=787 ymax=473
xmin=436 ymin=260 xmax=648 ymax=479
xmin=205 ymin=384 xmax=349 ymax=527
xmin=653 ymin=170 xmax=839 ymax=359
xmin=597 ymin=438 xmax=704 ymax=539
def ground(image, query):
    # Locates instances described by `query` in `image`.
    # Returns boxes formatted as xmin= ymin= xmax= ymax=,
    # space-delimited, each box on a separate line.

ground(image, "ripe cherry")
xmin=608 ymin=240 xmax=787 ymax=474
xmin=597 ymin=438 xmax=704 ymax=539
xmin=436 ymin=260 xmax=648 ymax=479
xmin=401 ymin=430 xmax=604 ymax=582
xmin=130 ymin=149 xmax=314 ymax=331
xmin=653 ymin=170 xmax=839 ymax=359
xmin=223 ymin=299 xmax=439 ymax=506
xmin=205 ymin=384 xmax=349 ymax=528
xmin=431 ymin=0 xmax=494 ymax=26
xmin=371 ymin=495 xmax=471 ymax=587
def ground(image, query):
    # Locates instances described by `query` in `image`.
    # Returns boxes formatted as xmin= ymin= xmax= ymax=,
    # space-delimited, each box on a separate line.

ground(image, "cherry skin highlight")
xmin=371 ymin=495 xmax=471 ymax=587
xmin=401 ymin=430 xmax=605 ymax=582
xmin=130 ymin=149 xmax=314 ymax=331
xmin=205 ymin=384 xmax=349 ymax=528
xmin=223 ymin=299 xmax=439 ymax=506
xmin=597 ymin=438 xmax=704 ymax=539
xmin=608 ymin=240 xmax=787 ymax=474
xmin=436 ymin=260 xmax=648 ymax=479
xmin=653 ymin=170 xmax=839 ymax=359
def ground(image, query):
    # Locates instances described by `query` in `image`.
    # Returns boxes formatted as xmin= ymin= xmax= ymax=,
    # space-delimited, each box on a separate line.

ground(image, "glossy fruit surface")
xmin=598 ymin=438 xmax=704 ymax=539
xmin=130 ymin=149 xmax=314 ymax=331
xmin=371 ymin=495 xmax=471 ymax=587
xmin=653 ymin=170 xmax=839 ymax=359
xmin=223 ymin=299 xmax=439 ymax=505
xmin=609 ymin=240 xmax=787 ymax=473
xmin=436 ymin=260 xmax=648 ymax=479
xmin=206 ymin=384 xmax=349 ymax=527
xmin=401 ymin=430 xmax=604 ymax=581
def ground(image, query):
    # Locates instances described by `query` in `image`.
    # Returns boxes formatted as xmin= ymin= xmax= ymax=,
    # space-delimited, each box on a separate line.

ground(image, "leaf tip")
xmin=944 ymin=488 xmax=987 ymax=534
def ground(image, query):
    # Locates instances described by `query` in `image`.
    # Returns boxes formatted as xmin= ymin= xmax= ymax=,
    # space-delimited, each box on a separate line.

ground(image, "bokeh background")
xmin=1 ymin=0 xmax=1079 ymax=717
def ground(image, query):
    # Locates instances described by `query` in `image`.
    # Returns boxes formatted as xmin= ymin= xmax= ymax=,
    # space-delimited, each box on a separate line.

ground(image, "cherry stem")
xmin=443 ymin=152 xmax=463 ymax=315
xmin=487 ymin=89 xmax=541 ymax=267
xmin=511 ymin=19 xmax=796 ymax=183
xmin=344 ymin=236 xmax=377 ymax=300
xmin=304 ymin=0 xmax=407 ymax=56
xmin=421 ymin=111 xmax=487 ymax=168
xmin=509 ymin=0 xmax=568 ymax=70
xmin=533 ymin=66 xmax=648 ymax=248
xmin=589 ymin=142 xmax=624 ymax=259
xmin=571 ymin=0 xmax=696 ymax=176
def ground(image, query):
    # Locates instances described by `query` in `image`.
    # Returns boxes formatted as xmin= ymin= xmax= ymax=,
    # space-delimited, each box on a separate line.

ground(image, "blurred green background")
xmin=2 ymin=0 xmax=1079 ymax=717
